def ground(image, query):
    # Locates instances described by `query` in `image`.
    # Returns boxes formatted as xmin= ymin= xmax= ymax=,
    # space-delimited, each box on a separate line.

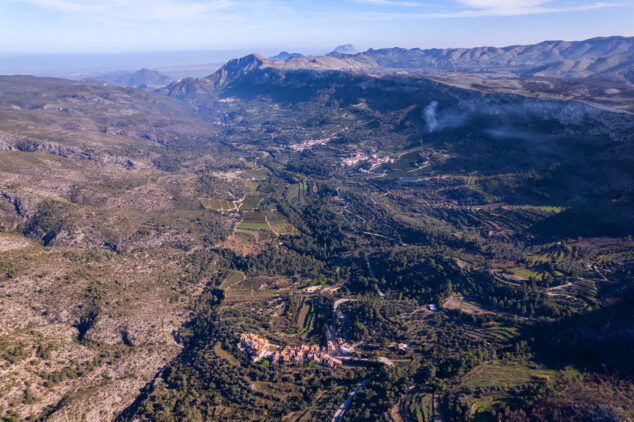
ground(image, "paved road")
xmin=330 ymin=298 xmax=355 ymax=355
xmin=332 ymin=379 xmax=370 ymax=422
xmin=337 ymin=188 xmax=367 ymax=223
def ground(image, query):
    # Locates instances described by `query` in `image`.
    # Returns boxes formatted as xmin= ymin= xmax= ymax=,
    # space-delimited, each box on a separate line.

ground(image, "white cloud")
xmin=355 ymin=0 xmax=422 ymax=6
xmin=458 ymin=0 xmax=549 ymax=9
xmin=11 ymin=0 xmax=234 ymax=19
xmin=362 ymin=1 xmax=614 ymax=18
xmin=453 ymin=0 xmax=614 ymax=16
xmin=11 ymin=0 xmax=95 ymax=11
xmin=9 ymin=0 xmax=618 ymax=21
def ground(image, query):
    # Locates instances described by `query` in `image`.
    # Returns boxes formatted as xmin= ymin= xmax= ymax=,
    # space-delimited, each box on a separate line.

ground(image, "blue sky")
xmin=0 ymin=0 xmax=633 ymax=54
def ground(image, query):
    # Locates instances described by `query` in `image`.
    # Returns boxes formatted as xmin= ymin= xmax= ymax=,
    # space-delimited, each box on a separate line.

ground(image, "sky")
xmin=0 ymin=0 xmax=633 ymax=73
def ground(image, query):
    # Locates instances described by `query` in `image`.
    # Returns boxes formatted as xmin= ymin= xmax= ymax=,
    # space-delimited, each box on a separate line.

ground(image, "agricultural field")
xmin=239 ymin=194 xmax=265 ymax=211
xmin=265 ymin=211 xmax=298 ymax=235
xmin=392 ymin=150 xmax=426 ymax=172
xmin=242 ymin=169 xmax=268 ymax=181
xmin=200 ymin=197 xmax=236 ymax=211
xmin=219 ymin=270 xmax=245 ymax=290
xmin=286 ymin=182 xmax=309 ymax=205
xmin=294 ymin=296 xmax=314 ymax=336
xmin=443 ymin=296 xmax=492 ymax=315
xmin=237 ymin=211 xmax=270 ymax=231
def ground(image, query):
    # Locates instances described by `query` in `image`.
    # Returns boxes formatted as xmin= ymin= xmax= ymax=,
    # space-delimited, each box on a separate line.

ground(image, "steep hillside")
xmin=523 ymin=50 xmax=634 ymax=84
xmin=165 ymin=58 xmax=634 ymax=141
xmin=0 ymin=76 xmax=244 ymax=421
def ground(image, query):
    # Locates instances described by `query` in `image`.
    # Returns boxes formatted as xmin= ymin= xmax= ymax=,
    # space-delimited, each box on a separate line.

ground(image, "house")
xmin=397 ymin=343 xmax=410 ymax=352
xmin=239 ymin=333 xmax=270 ymax=362
xmin=324 ymin=356 xmax=342 ymax=367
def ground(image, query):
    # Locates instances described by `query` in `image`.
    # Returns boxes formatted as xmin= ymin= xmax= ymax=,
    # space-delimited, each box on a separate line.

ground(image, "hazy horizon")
xmin=2 ymin=33 xmax=634 ymax=78
xmin=1 ymin=0 xmax=633 ymax=54
xmin=1 ymin=0 xmax=633 ymax=77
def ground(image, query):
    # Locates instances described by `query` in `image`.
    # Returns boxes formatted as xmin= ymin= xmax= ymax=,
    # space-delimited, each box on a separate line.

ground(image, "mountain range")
xmin=169 ymin=37 xmax=634 ymax=92
xmin=158 ymin=36 xmax=634 ymax=118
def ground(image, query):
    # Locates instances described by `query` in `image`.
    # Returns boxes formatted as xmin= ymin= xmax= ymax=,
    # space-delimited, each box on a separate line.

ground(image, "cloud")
xmin=355 ymin=0 xmax=422 ymax=6
xmin=8 ymin=0 xmax=618 ymax=23
xmin=363 ymin=1 xmax=614 ymax=18
xmin=453 ymin=0 xmax=614 ymax=16
xmin=11 ymin=0 xmax=234 ymax=19
xmin=458 ymin=0 xmax=548 ymax=9
xmin=11 ymin=0 xmax=96 ymax=11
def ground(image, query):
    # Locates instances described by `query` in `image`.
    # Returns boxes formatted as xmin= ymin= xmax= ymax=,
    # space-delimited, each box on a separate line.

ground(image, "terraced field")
xmin=219 ymin=270 xmax=245 ymax=290
xmin=266 ymin=212 xmax=298 ymax=235
xmin=200 ymin=198 xmax=236 ymax=211
xmin=240 ymin=194 xmax=265 ymax=211
xmin=238 ymin=211 xmax=270 ymax=231
xmin=295 ymin=297 xmax=314 ymax=336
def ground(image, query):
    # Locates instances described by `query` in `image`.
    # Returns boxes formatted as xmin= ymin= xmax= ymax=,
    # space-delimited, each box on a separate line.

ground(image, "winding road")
xmin=332 ymin=379 xmax=370 ymax=422
xmin=330 ymin=298 xmax=355 ymax=355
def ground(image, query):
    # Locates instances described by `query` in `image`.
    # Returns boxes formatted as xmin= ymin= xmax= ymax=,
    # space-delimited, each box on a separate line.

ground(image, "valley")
xmin=1 ymin=36 xmax=633 ymax=422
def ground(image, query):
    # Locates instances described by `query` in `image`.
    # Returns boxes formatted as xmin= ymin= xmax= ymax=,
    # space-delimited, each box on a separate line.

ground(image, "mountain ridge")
xmin=164 ymin=36 xmax=634 ymax=97
xmin=160 ymin=36 xmax=634 ymax=112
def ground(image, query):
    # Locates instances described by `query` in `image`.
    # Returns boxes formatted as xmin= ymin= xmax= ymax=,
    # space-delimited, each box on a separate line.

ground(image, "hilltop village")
xmin=239 ymin=333 xmax=344 ymax=368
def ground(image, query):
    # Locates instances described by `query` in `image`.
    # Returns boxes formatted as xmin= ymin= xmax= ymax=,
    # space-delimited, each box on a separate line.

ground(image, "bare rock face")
xmin=0 ymin=132 xmax=27 ymax=145
xmin=0 ymin=190 xmax=39 ymax=220
xmin=0 ymin=140 xmax=14 ymax=151
xmin=0 ymin=131 xmax=136 ymax=167
xmin=83 ymin=315 xmax=123 ymax=345
xmin=84 ymin=314 xmax=168 ymax=346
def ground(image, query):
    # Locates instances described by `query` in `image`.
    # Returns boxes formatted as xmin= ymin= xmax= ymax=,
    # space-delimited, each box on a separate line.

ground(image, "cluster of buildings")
xmin=273 ymin=344 xmax=342 ymax=367
xmin=341 ymin=152 xmax=393 ymax=169
xmin=238 ymin=333 xmax=342 ymax=368
xmin=288 ymin=137 xmax=330 ymax=152
xmin=239 ymin=333 xmax=270 ymax=362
